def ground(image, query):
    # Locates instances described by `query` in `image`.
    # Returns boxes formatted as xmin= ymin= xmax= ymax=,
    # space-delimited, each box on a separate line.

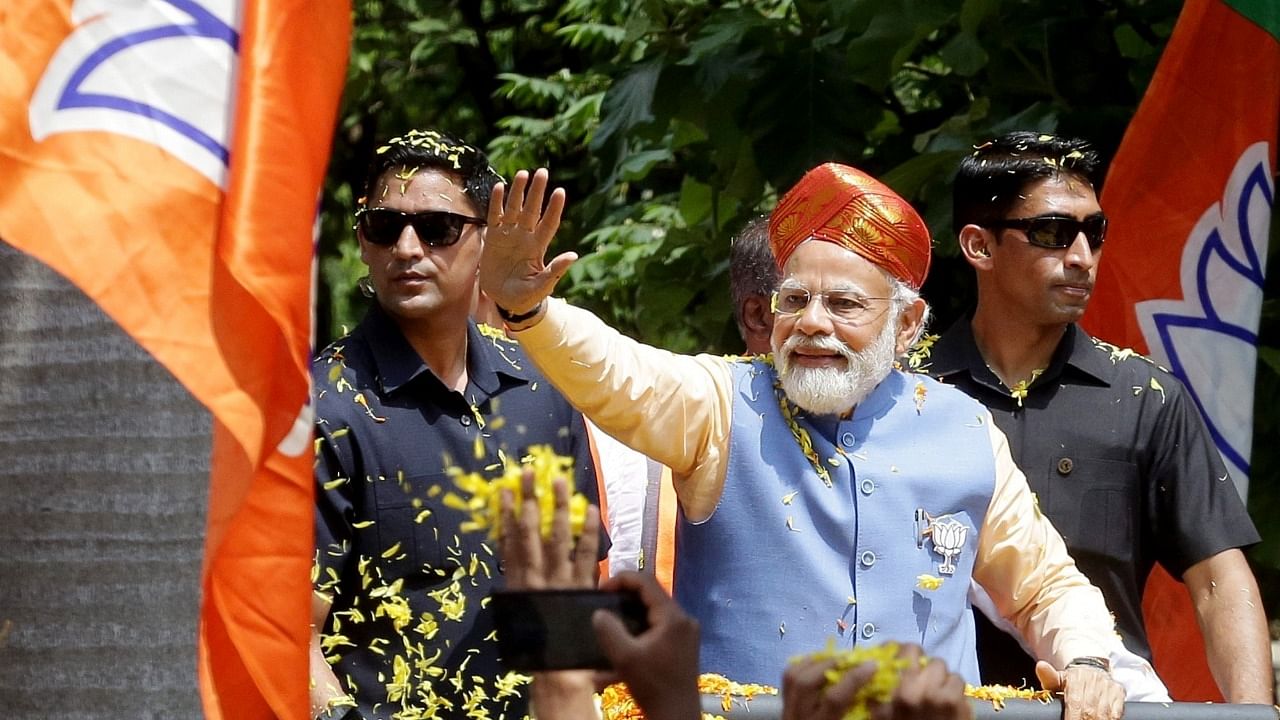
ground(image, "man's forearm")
xmin=310 ymin=639 xmax=353 ymax=718
xmin=511 ymin=298 xmax=734 ymax=520
xmin=310 ymin=593 xmax=354 ymax=718
xmin=1185 ymin=550 xmax=1274 ymax=703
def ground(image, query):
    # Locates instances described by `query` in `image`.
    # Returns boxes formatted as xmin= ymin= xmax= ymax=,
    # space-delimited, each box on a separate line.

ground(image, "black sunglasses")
xmin=356 ymin=208 xmax=486 ymax=248
xmin=985 ymin=214 xmax=1108 ymax=250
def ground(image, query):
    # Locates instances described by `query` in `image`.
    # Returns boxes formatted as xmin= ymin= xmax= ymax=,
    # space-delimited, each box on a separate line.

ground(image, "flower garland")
xmin=904 ymin=333 xmax=940 ymax=370
xmin=598 ymin=661 xmax=1053 ymax=720
xmin=728 ymin=354 xmax=834 ymax=488
xmin=600 ymin=673 xmax=778 ymax=720
xmin=772 ymin=377 xmax=833 ymax=487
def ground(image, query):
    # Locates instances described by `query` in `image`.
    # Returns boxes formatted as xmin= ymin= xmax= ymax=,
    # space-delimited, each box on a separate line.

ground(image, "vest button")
xmin=861 ymin=622 xmax=876 ymax=639
xmin=841 ymin=432 xmax=855 ymax=447
xmin=460 ymin=414 xmax=472 ymax=427
xmin=859 ymin=550 xmax=876 ymax=567
xmin=1057 ymin=457 xmax=1074 ymax=475
xmin=860 ymin=479 xmax=874 ymax=496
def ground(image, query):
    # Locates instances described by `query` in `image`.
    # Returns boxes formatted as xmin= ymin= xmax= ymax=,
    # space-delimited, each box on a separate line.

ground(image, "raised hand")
xmin=497 ymin=469 xmax=602 ymax=719
xmin=480 ymin=168 xmax=578 ymax=320
xmin=497 ymin=469 xmax=599 ymax=591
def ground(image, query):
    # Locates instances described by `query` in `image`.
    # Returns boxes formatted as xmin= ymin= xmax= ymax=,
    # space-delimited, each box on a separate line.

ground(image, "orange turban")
xmin=768 ymin=163 xmax=931 ymax=289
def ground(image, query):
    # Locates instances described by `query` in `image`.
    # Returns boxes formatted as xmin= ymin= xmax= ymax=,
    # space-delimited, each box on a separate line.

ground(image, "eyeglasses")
xmin=771 ymin=286 xmax=894 ymax=325
xmin=984 ymin=214 xmax=1108 ymax=250
xmin=355 ymin=208 xmax=486 ymax=248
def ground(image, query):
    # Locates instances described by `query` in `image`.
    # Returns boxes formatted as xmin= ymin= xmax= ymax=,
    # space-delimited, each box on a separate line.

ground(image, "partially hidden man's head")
xmin=355 ymin=129 xmax=504 ymax=323
xmin=729 ymin=215 xmax=778 ymax=355
xmin=766 ymin=163 xmax=932 ymax=416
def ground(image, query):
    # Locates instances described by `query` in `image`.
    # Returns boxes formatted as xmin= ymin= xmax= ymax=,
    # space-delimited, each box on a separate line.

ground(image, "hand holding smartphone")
xmin=491 ymin=588 xmax=649 ymax=671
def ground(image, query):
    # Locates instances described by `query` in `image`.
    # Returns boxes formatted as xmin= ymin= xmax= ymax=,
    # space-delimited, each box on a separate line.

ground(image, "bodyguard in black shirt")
xmin=924 ymin=131 xmax=1270 ymax=702
xmin=309 ymin=129 xmax=600 ymax=720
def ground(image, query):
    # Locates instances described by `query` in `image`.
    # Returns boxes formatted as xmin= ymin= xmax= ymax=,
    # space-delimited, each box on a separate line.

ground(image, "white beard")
xmin=774 ymin=321 xmax=898 ymax=416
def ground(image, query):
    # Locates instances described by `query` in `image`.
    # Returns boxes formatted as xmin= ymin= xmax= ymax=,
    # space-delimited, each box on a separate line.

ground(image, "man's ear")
xmin=356 ymin=230 xmax=373 ymax=266
xmin=739 ymin=295 xmax=776 ymax=354
xmin=894 ymin=297 xmax=927 ymax=356
xmin=958 ymin=225 xmax=994 ymax=270
xmin=741 ymin=295 xmax=773 ymax=335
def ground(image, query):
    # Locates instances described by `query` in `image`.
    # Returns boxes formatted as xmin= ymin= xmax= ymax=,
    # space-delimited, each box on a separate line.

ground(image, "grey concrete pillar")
xmin=0 ymin=241 xmax=207 ymax=718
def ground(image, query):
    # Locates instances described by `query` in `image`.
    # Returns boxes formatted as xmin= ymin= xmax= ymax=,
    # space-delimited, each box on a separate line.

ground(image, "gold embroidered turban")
xmin=768 ymin=163 xmax=932 ymax=289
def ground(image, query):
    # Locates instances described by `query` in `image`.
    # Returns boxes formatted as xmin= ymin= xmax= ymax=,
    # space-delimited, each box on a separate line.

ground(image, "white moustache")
xmin=779 ymin=333 xmax=856 ymax=370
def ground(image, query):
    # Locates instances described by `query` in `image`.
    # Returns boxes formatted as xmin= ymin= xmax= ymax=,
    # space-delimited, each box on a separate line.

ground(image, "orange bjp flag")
xmin=1082 ymin=0 xmax=1279 ymax=701
xmin=0 ymin=1 xmax=350 ymax=717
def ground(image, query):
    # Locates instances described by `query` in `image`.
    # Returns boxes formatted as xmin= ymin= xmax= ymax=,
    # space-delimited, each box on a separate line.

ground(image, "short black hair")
xmin=729 ymin=215 xmax=777 ymax=329
xmin=359 ymin=129 xmax=503 ymax=215
xmin=953 ymin=131 xmax=1100 ymax=232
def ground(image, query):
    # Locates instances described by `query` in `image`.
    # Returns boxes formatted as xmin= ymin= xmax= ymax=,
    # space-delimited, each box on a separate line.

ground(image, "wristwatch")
xmin=496 ymin=301 xmax=543 ymax=325
xmin=1065 ymin=656 xmax=1112 ymax=673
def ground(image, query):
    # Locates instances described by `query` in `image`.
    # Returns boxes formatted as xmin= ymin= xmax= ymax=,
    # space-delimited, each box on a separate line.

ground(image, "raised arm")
xmin=479 ymin=168 xmax=735 ymax=522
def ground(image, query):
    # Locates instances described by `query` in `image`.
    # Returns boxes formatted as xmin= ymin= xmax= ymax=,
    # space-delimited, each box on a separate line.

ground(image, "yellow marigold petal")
xmin=916 ymin=574 xmax=944 ymax=591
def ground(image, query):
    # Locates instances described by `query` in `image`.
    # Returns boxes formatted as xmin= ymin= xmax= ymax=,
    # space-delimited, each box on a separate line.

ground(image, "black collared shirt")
xmin=312 ymin=304 xmax=600 ymax=720
xmin=925 ymin=318 xmax=1258 ymax=682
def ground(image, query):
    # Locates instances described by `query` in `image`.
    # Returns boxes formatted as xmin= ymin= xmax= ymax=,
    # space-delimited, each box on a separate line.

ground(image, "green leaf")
xmin=881 ymin=151 xmax=967 ymax=200
xmin=670 ymin=119 xmax=709 ymax=149
xmin=988 ymin=102 xmax=1058 ymax=135
xmin=406 ymin=17 xmax=452 ymax=36
xmin=959 ymin=0 xmax=1000 ymax=33
xmin=678 ymin=177 xmax=714 ymax=226
xmin=939 ymin=31 xmax=988 ymax=77
xmin=562 ymin=92 xmax=605 ymax=140
xmin=635 ymin=281 xmax=697 ymax=340
xmin=1113 ymin=24 xmax=1154 ymax=60
xmin=591 ymin=60 xmax=662 ymax=150
xmin=1259 ymin=346 xmax=1280 ymax=378
xmin=495 ymin=72 xmax=568 ymax=108
xmin=844 ymin=0 xmax=953 ymax=90
xmin=498 ymin=115 xmax=557 ymax=134
xmin=639 ymin=203 xmax=683 ymax=228
xmin=681 ymin=9 xmax=765 ymax=66
xmin=555 ymin=22 xmax=627 ymax=51
xmin=617 ymin=149 xmax=674 ymax=181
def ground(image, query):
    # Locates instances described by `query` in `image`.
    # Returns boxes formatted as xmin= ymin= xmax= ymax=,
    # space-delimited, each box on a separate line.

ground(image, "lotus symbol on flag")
xmin=1135 ymin=142 xmax=1273 ymax=498
xmin=28 ymin=0 xmax=240 ymax=188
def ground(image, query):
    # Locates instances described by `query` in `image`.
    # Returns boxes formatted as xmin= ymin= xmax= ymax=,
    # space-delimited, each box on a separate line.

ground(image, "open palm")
xmin=480 ymin=168 xmax=578 ymax=316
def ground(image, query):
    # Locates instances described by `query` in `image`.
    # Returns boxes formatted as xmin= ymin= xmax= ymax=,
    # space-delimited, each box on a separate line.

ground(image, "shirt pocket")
xmin=1044 ymin=456 xmax=1139 ymax=564
xmin=369 ymin=471 xmax=446 ymax=580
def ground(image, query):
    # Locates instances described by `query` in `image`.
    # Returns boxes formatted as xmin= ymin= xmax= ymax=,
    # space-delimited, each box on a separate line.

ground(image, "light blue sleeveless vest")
xmin=673 ymin=361 xmax=995 ymax=686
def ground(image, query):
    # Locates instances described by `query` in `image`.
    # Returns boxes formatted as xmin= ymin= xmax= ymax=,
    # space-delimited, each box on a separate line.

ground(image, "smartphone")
xmin=490 ymin=588 xmax=649 ymax=671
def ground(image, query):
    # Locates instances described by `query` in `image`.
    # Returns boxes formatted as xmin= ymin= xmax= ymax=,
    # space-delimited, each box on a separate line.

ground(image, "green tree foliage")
xmin=322 ymin=0 xmax=1280 ymax=597
xmin=322 ymin=0 xmax=1182 ymax=350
